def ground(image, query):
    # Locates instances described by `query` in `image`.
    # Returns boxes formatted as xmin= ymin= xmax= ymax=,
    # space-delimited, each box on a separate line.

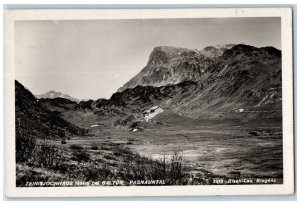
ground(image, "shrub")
xmin=16 ymin=120 xmax=64 ymax=169
xmin=100 ymin=145 xmax=110 ymax=151
xmin=16 ymin=130 xmax=37 ymax=163
xmin=249 ymin=131 xmax=259 ymax=136
xmin=34 ymin=140 xmax=63 ymax=169
xmin=113 ymin=151 xmax=122 ymax=157
xmin=70 ymin=144 xmax=84 ymax=150
xmin=112 ymin=147 xmax=133 ymax=157
xmin=90 ymin=143 xmax=98 ymax=150
xmin=116 ymin=150 xmax=190 ymax=185
xmin=16 ymin=166 xmax=65 ymax=187
xmin=104 ymin=154 xmax=115 ymax=161
xmin=168 ymin=150 xmax=188 ymax=184
xmin=82 ymin=163 xmax=112 ymax=181
xmin=73 ymin=151 xmax=90 ymax=162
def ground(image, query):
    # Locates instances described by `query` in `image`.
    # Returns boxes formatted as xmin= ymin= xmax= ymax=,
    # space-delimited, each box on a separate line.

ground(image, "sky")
xmin=15 ymin=17 xmax=281 ymax=100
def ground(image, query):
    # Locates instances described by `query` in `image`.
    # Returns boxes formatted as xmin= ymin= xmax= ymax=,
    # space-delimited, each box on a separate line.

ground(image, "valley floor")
xmin=16 ymin=114 xmax=283 ymax=186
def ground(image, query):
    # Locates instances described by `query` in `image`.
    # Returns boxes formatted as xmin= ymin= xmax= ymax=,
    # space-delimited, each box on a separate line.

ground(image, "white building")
xmin=238 ymin=108 xmax=245 ymax=113
xmin=235 ymin=108 xmax=245 ymax=113
xmin=143 ymin=106 xmax=163 ymax=122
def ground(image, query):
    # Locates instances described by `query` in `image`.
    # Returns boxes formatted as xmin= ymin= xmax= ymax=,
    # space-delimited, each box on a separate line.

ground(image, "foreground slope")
xmin=15 ymin=80 xmax=85 ymax=139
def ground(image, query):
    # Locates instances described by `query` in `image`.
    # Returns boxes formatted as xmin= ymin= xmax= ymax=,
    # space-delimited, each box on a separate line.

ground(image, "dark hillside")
xmin=15 ymin=80 xmax=85 ymax=139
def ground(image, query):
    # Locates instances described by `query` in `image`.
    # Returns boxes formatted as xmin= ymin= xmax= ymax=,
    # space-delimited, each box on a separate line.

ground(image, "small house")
xmin=143 ymin=106 xmax=163 ymax=122
xmin=234 ymin=108 xmax=245 ymax=113
xmin=238 ymin=108 xmax=245 ymax=113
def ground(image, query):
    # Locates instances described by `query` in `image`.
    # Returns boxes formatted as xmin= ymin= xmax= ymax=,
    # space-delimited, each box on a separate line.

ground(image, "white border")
xmin=4 ymin=8 xmax=294 ymax=197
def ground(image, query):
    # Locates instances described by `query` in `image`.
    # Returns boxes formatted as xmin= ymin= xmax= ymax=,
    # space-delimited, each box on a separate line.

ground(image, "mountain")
xmin=115 ymin=44 xmax=282 ymax=120
xmin=36 ymin=90 xmax=80 ymax=102
xmin=15 ymin=80 xmax=85 ymax=139
xmin=39 ymin=44 xmax=282 ymax=128
xmin=200 ymin=44 xmax=236 ymax=58
xmin=117 ymin=44 xmax=235 ymax=92
xmin=117 ymin=46 xmax=208 ymax=92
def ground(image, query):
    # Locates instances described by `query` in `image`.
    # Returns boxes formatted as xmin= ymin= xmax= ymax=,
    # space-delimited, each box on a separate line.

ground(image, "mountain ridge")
xmin=118 ymin=44 xmax=280 ymax=93
xmin=36 ymin=43 xmax=282 ymax=128
xmin=36 ymin=90 xmax=81 ymax=103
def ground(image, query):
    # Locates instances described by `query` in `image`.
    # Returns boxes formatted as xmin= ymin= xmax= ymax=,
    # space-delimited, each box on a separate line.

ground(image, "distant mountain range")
xmin=36 ymin=90 xmax=81 ymax=102
xmin=16 ymin=43 xmax=282 ymax=133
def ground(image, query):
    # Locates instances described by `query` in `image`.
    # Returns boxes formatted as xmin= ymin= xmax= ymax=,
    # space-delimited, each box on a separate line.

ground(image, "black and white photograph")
xmin=4 ymin=8 xmax=294 ymax=197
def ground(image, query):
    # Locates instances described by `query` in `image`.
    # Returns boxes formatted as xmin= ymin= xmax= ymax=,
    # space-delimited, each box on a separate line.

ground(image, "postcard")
xmin=4 ymin=8 xmax=294 ymax=197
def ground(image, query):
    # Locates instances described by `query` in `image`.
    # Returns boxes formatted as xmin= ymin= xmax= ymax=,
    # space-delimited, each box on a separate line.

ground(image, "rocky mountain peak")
xmin=147 ymin=46 xmax=199 ymax=66
xmin=117 ymin=44 xmax=281 ymax=94
xmin=36 ymin=90 xmax=80 ymax=103
xmin=200 ymin=44 xmax=236 ymax=58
